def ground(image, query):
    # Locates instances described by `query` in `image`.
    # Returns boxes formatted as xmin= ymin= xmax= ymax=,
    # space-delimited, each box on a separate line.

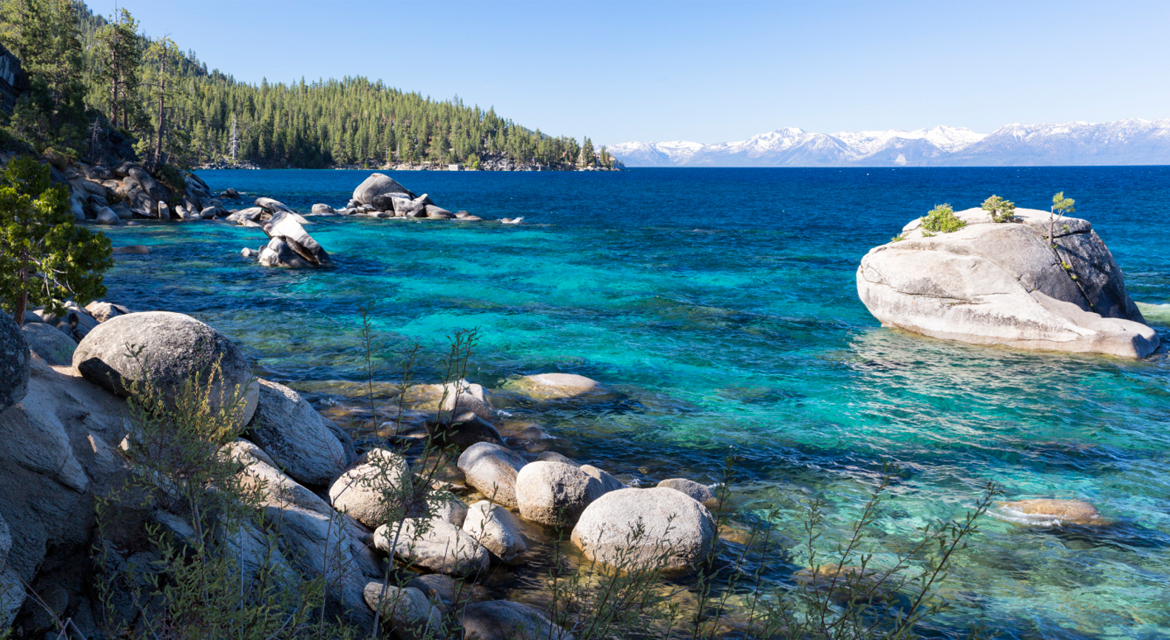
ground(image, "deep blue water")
xmin=98 ymin=167 xmax=1170 ymax=639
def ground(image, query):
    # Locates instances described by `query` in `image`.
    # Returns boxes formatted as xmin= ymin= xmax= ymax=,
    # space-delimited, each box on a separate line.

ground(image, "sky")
xmin=87 ymin=0 xmax=1170 ymax=146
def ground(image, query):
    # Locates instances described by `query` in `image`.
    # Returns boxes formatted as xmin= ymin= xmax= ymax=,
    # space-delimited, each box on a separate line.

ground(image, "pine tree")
xmin=0 ymin=157 xmax=112 ymax=324
xmin=94 ymin=8 xmax=141 ymax=130
xmin=579 ymin=137 xmax=595 ymax=168
xmin=1 ymin=0 xmax=87 ymax=151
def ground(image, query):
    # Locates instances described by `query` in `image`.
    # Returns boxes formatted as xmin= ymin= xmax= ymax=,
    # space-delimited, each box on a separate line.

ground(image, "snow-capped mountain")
xmin=607 ymin=119 xmax=1170 ymax=167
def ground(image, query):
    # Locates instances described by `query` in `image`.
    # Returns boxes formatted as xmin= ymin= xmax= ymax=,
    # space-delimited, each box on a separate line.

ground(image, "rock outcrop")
xmin=856 ymin=208 xmax=1159 ymax=358
xmin=353 ymin=173 xmax=415 ymax=209
xmin=72 ymin=312 xmax=259 ymax=428
xmin=0 ymin=314 xmax=29 ymax=411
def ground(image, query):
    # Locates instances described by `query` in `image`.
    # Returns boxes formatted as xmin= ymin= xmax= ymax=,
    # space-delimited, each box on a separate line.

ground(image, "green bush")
xmin=982 ymin=195 xmax=1016 ymax=223
xmin=921 ymin=203 xmax=966 ymax=234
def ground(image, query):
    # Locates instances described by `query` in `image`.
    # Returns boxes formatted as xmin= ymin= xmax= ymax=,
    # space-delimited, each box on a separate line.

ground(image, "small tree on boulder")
xmin=0 ymin=157 xmax=113 ymax=324
xmin=982 ymin=195 xmax=1016 ymax=223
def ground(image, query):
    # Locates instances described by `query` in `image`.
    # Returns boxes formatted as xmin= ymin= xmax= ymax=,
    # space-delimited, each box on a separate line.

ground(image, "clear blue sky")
xmin=87 ymin=0 xmax=1170 ymax=145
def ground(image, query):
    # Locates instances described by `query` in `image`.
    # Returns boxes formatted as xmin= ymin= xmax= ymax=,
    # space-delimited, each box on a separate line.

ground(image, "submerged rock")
xmin=572 ymin=487 xmax=715 ymax=572
xmin=1000 ymin=498 xmax=1106 ymax=526
xmin=857 ymin=208 xmax=1158 ymax=358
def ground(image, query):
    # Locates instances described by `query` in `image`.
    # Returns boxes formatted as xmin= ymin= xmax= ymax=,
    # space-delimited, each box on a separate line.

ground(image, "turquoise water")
xmin=100 ymin=168 xmax=1170 ymax=639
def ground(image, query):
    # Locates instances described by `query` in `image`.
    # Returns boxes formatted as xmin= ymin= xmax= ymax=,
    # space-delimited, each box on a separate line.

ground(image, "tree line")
xmin=0 ymin=0 xmax=619 ymax=171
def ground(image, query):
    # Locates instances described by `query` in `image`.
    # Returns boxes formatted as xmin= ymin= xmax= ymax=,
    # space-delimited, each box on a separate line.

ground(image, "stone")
xmin=95 ymin=206 xmax=120 ymax=225
xmin=857 ymin=208 xmax=1159 ymax=358
xmin=311 ymin=203 xmax=335 ymax=214
xmin=157 ymin=201 xmax=171 ymax=219
xmin=515 ymin=461 xmax=606 ymax=528
xmin=72 ymin=311 xmax=259 ymax=429
xmin=536 ymin=451 xmax=576 ymax=466
xmin=454 ymin=215 xmax=483 ymax=222
xmin=228 ymin=206 xmax=266 ymax=224
xmin=1000 ymin=498 xmax=1106 ymax=526
xmin=424 ymin=205 xmax=455 ymax=219
xmin=405 ymin=574 xmax=457 ymax=605
xmin=373 ymin=517 xmax=489 ymax=576
xmin=391 ymin=196 xmax=427 ymax=218
xmin=246 ymin=378 xmax=348 ymax=487
xmin=505 ymin=373 xmax=608 ymax=401
xmin=457 ymin=443 xmax=527 ymax=508
xmin=572 ymin=487 xmax=716 ymax=572
xmin=0 ymin=314 xmax=29 ymax=411
xmin=582 ymin=465 xmax=627 ymax=494
xmin=200 ymin=206 xmax=222 ymax=219
xmin=84 ymin=301 xmax=131 ymax=323
xmin=223 ymin=187 xmax=240 ymax=199
xmin=463 ymin=500 xmax=527 ymax=562
xmin=329 ymin=448 xmax=411 ymax=528
xmin=460 ymin=601 xmax=573 ymax=640
xmin=241 ymin=248 xmax=256 ymax=258
xmin=111 ymin=204 xmax=134 ymax=220
xmin=255 ymin=196 xmax=293 ymax=214
xmin=228 ymin=441 xmax=379 ymax=628
xmin=54 ymin=303 xmax=99 ymax=342
xmin=263 ymin=211 xmax=333 ymax=266
xmin=21 ymin=322 xmax=77 ymax=366
xmin=362 ymin=582 xmax=441 ymax=640
xmin=658 ymin=478 xmax=718 ymax=509
xmin=353 ymin=173 xmax=414 ymax=209
xmin=112 ymin=245 xmax=150 ymax=255
xmin=426 ymin=412 xmax=504 ymax=451
xmin=258 ymin=237 xmax=314 ymax=269
xmin=432 ymin=493 xmax=469 ymax=527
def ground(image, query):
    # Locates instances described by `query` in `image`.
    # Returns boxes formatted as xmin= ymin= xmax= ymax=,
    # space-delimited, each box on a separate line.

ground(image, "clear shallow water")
xmin=100 ymin=167 xmax=1170 ymax=639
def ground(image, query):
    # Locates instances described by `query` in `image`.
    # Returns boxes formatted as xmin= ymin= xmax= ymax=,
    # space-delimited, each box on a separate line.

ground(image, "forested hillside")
xmin=0 ymin=0 xmax=619 ymax=171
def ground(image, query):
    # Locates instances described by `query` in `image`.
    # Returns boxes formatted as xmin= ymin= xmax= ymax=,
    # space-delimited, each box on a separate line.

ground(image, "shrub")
xmin=982 ymin=195 xmax=1016 ymax=223
xmin=921 ymin=203 xmax=966 ymax=234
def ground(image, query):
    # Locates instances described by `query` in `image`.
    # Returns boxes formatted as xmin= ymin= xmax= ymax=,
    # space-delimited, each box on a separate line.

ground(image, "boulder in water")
xmin=263 ymin=211 xmax=333 ymax=267
xmin=353 ymin=173 xmax=415 ymax=209
xmin=571 ymin=487 xmax=715 ymax=571
xmin=457 ymin=442 xmax=527 ymax=508
xmin=857 ymin=208 xmax=1158 ymax=358
xmin=1000 ymin=498 xmax=1106 ymax=526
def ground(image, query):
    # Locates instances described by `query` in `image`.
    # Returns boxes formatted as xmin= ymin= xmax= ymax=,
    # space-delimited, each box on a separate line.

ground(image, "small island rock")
xmin=857 ymin=208 xmax=1158 ymax=358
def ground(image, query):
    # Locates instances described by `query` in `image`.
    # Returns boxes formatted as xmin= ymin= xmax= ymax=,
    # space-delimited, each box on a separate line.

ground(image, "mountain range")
xmin=607 ymin=119 xmax=1170 ymax=167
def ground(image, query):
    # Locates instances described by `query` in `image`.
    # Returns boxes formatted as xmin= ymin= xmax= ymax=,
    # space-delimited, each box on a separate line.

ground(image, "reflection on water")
xmin=98 ymin=167 xmax=1170 ymax=639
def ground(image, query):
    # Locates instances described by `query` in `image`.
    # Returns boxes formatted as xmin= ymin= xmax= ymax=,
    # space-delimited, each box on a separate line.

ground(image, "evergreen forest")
xmin=0 ymin=0 xmax=619 ymax=171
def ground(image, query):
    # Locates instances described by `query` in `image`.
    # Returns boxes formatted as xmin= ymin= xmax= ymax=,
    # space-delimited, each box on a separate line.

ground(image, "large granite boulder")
xmin=72 ymin=312 xmax=259 ymax=428
xmin=460 ymin=601 xmax=573 ymax=640
xmin=457 ymin=443 xmax=527 ymax=508
xmin=245 ymin=379 xmax=348 ymax=486
xmin=857 ymin=208 xmax=1158 ymax=358
xmin=0 ymin=314 xmax=29 ymax=411
xmin=515 ymin=461 xmax=607 ymax=528
xmin=353 ymin=173 xmax=414 ymax=209
xmin=262 ymin=211 xmax=333 ymax=267
xmin=571 ymin=487 xmax=715 ymax=572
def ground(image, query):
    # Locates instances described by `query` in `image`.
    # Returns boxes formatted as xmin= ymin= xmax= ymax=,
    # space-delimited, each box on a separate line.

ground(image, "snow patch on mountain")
xmin=609 ymin=119 xmax=1170 ymax=167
